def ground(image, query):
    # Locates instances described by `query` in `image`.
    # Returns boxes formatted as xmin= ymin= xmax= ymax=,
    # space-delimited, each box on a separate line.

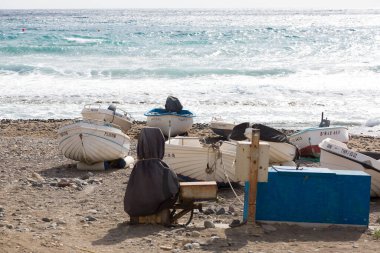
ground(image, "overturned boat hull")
xmin=58 ymin=120 xmax=131 ymax=164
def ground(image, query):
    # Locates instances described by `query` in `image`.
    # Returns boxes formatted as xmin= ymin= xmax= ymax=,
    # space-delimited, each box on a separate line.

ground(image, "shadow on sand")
xmin=92 ymin=222 xmax=174 ymax=246
xmin=39 ymin=163 xmax=122 ymax=179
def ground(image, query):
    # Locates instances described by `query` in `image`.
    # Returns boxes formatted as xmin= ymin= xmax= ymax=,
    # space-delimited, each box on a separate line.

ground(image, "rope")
xmin=217 ymin=147 xmax=244 ymax=205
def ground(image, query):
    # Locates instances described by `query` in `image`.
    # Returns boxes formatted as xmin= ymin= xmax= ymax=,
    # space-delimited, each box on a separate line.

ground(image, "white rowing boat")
xmin=164 ymin=136 xmax=296 ymax=183
xmin=288 ymin=126 xmax=349 ymax=157
xmin=58 ymin=119 xmax=131 ymax=164
xmin=81 ymin=104 xmax=133 ymax=132
xmin=145 ymin=108 xmax=194 ymax=137
xmin=319 ymin=138 xmax=380 ymax=197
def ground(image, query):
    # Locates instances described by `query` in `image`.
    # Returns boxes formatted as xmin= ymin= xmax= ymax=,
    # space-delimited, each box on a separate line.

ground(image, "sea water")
xmin=0 ymin=9 xmax=379 ymax=135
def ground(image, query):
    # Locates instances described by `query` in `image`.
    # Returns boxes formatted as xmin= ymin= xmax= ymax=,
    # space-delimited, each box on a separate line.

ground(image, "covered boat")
xmin=288 ymin=113 xmax=349 ymax=157
xmin=145 ymin=96 xmax=194 ymax=137
xmin=230 ymin=123 xmax=298 ymax=163
xmin=319 ymin=138 xmax=380 ymax=197
xmin=81 ymin=104 xmax=133 ymax=132
xmin=124 ymin=127 xmax=179 ymax=217
xmin=58 ymin=119 xmax=131 ymax=164
xmin=210 ymin=116 xmax=236 ymax=138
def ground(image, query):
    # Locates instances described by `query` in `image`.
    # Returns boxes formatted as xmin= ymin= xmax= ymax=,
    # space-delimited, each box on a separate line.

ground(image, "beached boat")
xmin=164 ymin=137 xmax=238 ymax=183
xmin=58 ymin=119 xmax=131 ymax=164
xmin=164 ymin=136 xmax=296 ymax=183
xmin=242 ymin=125 xmax=297 ymax=163
xmin=210 ymin=116 xmax=236 ymax=138
xmin=319 ymin=138 xmax=380 ymax=197
xmin=145 ymin=108 xmax=194 ymax=137
xmin=229 ymin=123 xmax=297 ymax=163
xmin=288 ymin=126 xmax=349 ymax=157
xmin=288 ymin=113 xmax=349 ymax=157
xmin=81 ymin=104 xmax=133 ymax=132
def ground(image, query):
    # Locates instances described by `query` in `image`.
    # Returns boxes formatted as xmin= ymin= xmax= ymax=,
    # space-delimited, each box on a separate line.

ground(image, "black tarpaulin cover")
xmin=228 ymin=122 xmax=250 ymax=141
xmin=124 ymin=127 xmax=179 ymax=217
xmin=229 ymin=123 xmax=289 ymax=143
xmin=251 ymin=123 xmax=288 ymax=143
xmin=165 ymin=96 xmax=183 ymax=113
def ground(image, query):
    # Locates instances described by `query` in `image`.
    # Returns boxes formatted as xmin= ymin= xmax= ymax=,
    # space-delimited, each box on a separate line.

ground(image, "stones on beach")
xmin=262 ymin=224 xmax=277 ymax=233
xmin=183 ymin=243 xmax=193 ymax=250
xmin=80 ymin=172 xmax=94 ymax=180
xmin=6 ymin=224 xmax=14 ymax=229
xmin=204 ymin=220 xmax=215 ymax=228
xmin=203 ymin=207 xmax=215 ymax=215
xmin=42 ymin=217 xmax=53 ymax=222
xmin=216 ymin=207 xmax=225 ymax=215
xmin=57 ymin=179 xmax=71 ymax=188
xmin=191 ymin=231 xmax=201 ymax=237
xmin=31 ymin=172 xmax=45 ymax=182
xmin=229 ymin=219 xmax=241 ymax=227
xmin=84 ymin=215 xmax=97 ymax=222
xmin=159 ymin=245 xmax=173 ymax=251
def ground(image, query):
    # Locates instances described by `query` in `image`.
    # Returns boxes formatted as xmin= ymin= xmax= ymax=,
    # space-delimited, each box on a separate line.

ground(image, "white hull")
xmin=164 ymin=137 xmax=296 ymax=183
xmin=58 ymin=120 xmax=131 ymax=164
xmin=146 ymin=115 xmax=193 ymax=136
xmin=81 ymin=104 xmax=133 ymax=132
xmin=288 ymin=126 xmax=349 ymax=157
xmin=319 ymin=138 xmax=380 ymax=197
xmin=210 ymin=117 xmax=236 ymax=138
xmin=164 ymin=137 xmax=237 ymax=183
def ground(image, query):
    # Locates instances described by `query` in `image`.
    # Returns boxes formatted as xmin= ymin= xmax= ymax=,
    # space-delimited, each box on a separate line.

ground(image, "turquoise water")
xmin=0 ymin=9 xmax=379 ymax=135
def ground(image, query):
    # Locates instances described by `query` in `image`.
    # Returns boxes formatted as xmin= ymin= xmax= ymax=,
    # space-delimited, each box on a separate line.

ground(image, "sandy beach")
xmin=1 ymin=119 xmax=380 ymax=253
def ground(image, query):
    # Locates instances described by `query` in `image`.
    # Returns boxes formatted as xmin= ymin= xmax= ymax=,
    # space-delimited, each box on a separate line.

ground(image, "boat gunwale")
xmin=319 ymin=140 xmax=380 ymax=172
xmin=144 ymin=108 xmax=195 ymax=118
xmin=289 ymin=126 xmax=348 ymax=137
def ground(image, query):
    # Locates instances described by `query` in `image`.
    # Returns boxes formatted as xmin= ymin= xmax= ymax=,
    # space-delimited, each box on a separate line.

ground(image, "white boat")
xmin=319 ymin=138 xmax=380 ymax=197
xmin=288 ymin=126 xmax=349 ymax=157
xmin=81 ymin=104 xmax=133 ymax=132
xmin=145 ymin=108 xmax=194 ymax=137
xmin=243 ymin=128 xmax=297 ymax=163
xmin=164 ymin=137 xmax=296 ymax=183
xmin=58 ymin=119 xmax=131 ymax=164
xmin=210 ymin=116 xmax=236 ymax=138
xmin=164 ymin=137 xmax=238 ymax=183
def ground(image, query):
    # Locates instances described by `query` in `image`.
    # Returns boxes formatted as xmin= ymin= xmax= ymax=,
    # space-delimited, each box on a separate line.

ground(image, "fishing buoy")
xmin=21 ymin=28 xmax=26 ymax=32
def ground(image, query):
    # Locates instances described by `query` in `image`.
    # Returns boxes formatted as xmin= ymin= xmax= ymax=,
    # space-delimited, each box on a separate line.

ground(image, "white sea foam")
xmin=0 ymin=9 xmax=379 ymax=136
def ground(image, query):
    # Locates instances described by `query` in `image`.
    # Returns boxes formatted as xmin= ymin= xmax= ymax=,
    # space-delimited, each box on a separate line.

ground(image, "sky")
xmin=1 ymin=0 xmax=380 ymax=9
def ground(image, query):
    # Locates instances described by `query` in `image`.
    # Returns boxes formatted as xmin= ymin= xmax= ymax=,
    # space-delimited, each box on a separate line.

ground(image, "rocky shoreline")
xmin=1 ymin=119 xmax=380 ymax=252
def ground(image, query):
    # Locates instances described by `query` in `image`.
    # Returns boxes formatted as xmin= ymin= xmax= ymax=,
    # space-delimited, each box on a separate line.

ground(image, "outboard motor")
xmin=319 ymin=112 xmax=330 ymax=127
xmin=108 ymin=104 xmax=117 ymax=112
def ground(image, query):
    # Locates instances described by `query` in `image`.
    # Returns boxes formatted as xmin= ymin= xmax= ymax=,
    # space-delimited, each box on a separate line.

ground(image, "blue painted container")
xmin=244 ymin=166 xmax=370 ymax=226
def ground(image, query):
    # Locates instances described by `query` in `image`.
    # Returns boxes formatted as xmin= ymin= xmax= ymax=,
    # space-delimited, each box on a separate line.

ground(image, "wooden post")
xmin=248 ymin=128 xmax=260 ymax=224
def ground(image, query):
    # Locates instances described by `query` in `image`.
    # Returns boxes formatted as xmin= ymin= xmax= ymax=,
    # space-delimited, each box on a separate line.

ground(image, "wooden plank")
xmin=179 ymin=181 xmax=217 ymax=201
xmin=248 ymin=128 xmax=260 ymax=224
